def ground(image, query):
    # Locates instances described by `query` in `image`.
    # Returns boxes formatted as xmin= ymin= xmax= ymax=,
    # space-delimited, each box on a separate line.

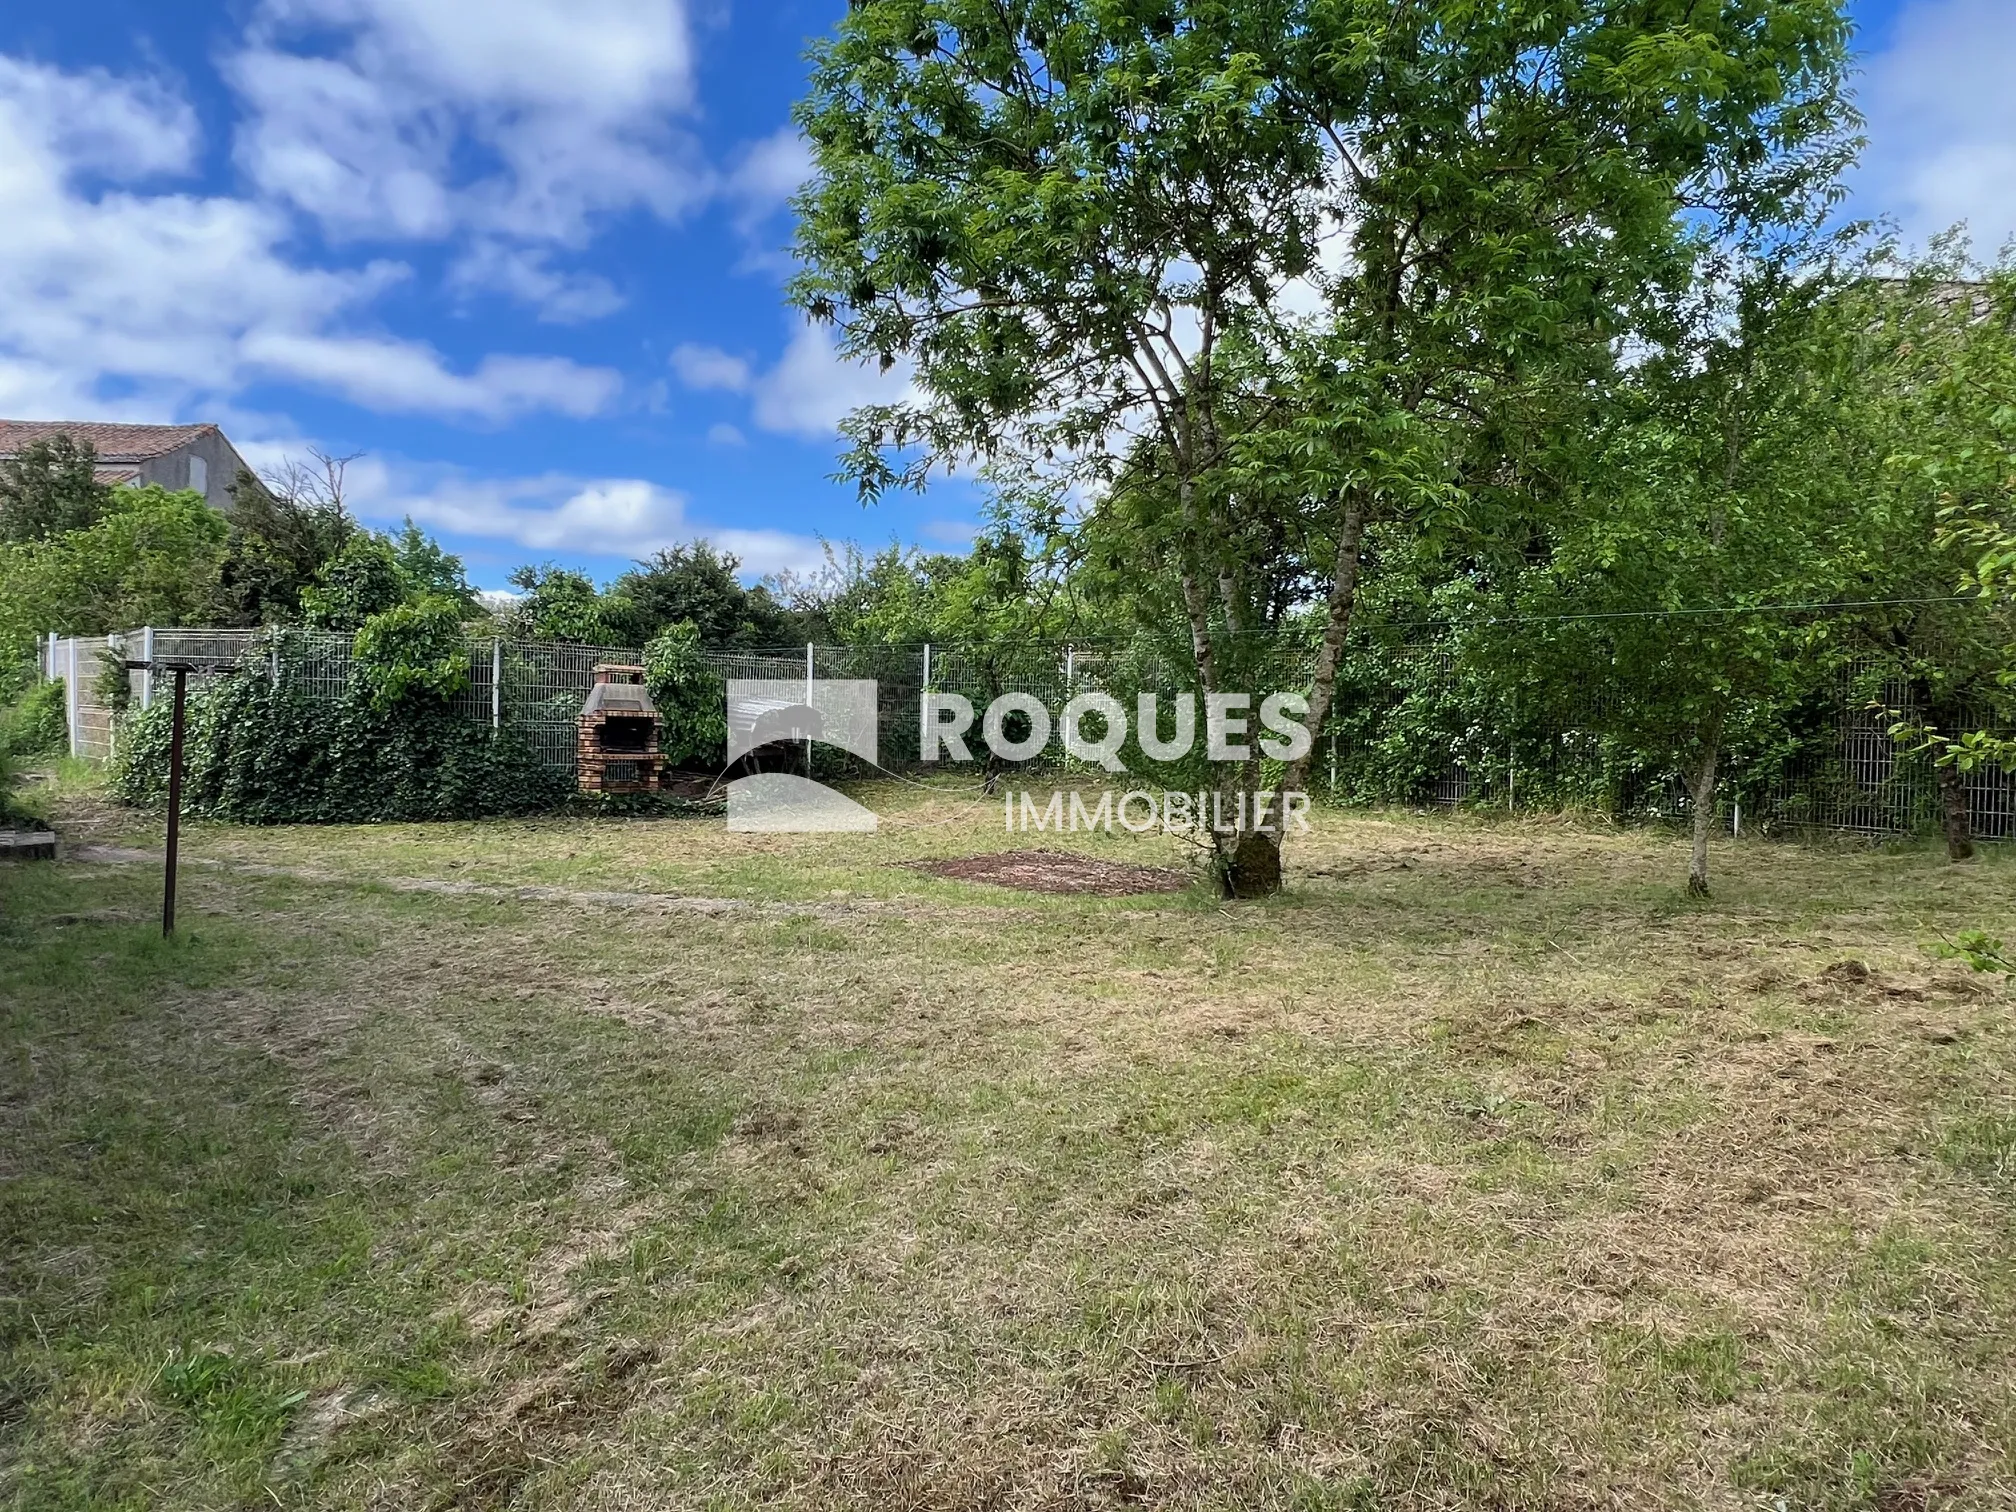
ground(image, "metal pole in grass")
xmin=163 ymin=667 xmax=188 ymax=939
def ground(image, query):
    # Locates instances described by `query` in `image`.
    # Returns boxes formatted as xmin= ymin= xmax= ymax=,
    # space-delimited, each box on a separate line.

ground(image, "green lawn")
xmin=4 ymin=785 xmax=2015 ymax=1508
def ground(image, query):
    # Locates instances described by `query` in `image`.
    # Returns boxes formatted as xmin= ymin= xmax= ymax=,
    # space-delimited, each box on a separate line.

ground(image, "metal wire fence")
xmin=34 ymin=622 xmax=2016 ymax=841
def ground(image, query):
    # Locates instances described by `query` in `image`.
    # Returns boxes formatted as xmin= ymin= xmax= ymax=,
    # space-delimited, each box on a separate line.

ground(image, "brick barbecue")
xmin=576 ymin=664 xmax=666 ymax=793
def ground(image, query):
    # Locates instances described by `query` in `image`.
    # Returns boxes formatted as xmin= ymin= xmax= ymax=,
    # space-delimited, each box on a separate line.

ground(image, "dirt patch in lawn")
xmin=905 ymin=849 xmax=1192 ymax=896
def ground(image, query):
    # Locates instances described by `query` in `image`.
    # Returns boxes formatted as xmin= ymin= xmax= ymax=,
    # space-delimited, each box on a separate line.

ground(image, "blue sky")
xmin=0 ymin=0 xmax=2009 ymax=593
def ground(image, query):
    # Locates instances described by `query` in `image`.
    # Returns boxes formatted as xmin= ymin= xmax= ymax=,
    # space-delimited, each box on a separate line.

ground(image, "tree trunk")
xmin=1221 ymin=828 xmax=1282 ymax=898
xmin=1934 ymin=758 xmax=1977 ymax=862
xmin=1280 ymin=492 xmax=1371 ymax=800
xmin=1914 ymin=681 xmax=1977 ymax=862
xmin=1686 ymin=710 xmax=1724 ymax=899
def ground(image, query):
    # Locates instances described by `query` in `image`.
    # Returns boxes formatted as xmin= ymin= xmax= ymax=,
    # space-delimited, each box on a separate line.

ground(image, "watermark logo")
xmin=725 ymin=679 xmax=879 ymax=832
xmin=717 ymin=683 xmax=1317 ymax=834
xmin=1004 ymin=788 xmax=1311 ymax=835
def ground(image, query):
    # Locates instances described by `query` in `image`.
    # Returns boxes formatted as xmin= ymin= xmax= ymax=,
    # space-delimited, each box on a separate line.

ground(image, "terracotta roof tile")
xmin=0 ymin=420 xmax=218 ymax=463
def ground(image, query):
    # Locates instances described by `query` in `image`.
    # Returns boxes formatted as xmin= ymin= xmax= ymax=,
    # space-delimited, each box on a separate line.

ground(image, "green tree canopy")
xmin=0 ymin=486 xmax=229 ymax=658
xmin=606 ymin=542 xmax=793 ymax=646
xmin=0 ymin=435 xmax=114 ymax=544
xmin=301 ymin=535 xmax=410 ymax=632
xmin=209 ymin=470 xmax=355 ymax=626
xmin=503 ymin=564 xmax=625 ymax=645
xmin=790 ymin=0 xmax=1858 ymax=894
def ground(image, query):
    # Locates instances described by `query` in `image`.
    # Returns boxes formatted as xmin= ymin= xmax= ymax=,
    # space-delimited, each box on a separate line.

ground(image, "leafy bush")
xmin=353 ymin=597 xmax=471 ymax=709
xmin=111 ymin=659 xmax=568 ymax=824
xmin=0 ymin=746 xmax=27 ymax=824
xmin=0 ymin=433 xmax=113 ymax=543
xmin=0 ymin=486 xmax=228 ymax=662
xmin=643 ymin=622 xmax=727 ymax=767
xmin=1928 ymin=929 xmax=2014 ymax=976
xmin=300 ymin=535 xmax=406 ymax=631
xmin=503 ymin=564 xmax=627 ymax=644
xmin=1 ymin=677 xmax=66 ymax=757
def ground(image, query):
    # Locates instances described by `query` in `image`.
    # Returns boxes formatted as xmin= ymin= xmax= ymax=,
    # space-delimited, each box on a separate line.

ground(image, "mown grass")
xmin=3 ymin=790 xmax=2015 ymax=1508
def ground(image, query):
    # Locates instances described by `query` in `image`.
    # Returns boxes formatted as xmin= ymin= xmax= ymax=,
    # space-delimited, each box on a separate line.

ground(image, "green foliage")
xmin=777 ymin=532 xmax=1104 ymax=648
xmin=208 ymin=469 xmax=354 ymax=626
xmin=792 ymin=0 xmax=1858 ymax=890
xmin=0 ymin=434 xmax=114 ymax=543
xmin=352 ymin=597 xmax=472 ymax=710
xmin=504 ymin=564 xmax=626 ymax=644
xmin=300 ymin=534 xmax=408 ymax=631
xmin=0 ymin=745 xmax=26 ymax=824
xmin=1926 ymin=929 xmax=2014 ymax=977
xmin=389 ymin=517 xmax=479 ymax=613
xmin=642 ymin=622 xmax=729 ymax=767
xmin=111 ymin=657 xmax=570 ymax=824
xmin=0 ymin=486 xmax=229 ymax=660
xmin=608 ymin=542 xmax=793 ymax=646
xmin=1 ymin=677 xmax=66 ymax=758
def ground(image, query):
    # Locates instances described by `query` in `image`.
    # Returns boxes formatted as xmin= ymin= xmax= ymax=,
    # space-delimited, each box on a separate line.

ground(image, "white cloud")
xmin=227 ymin=0 xmax=705 ymax=251
xmin=671 ymin=342 xmax=752 ymax=392
xmin=672 ymin=320 xmax=912 ymax=441
xmin=1856 ymin=0 xmax=2016 ymax=255
xmin=348 ymin=459 xmax=824 ymax=574
xmin=447 ymin=243 xmax=624 ymax=324
xmin=706 ymin=421 xmax=746 ymax=446
xmin=726 ymin=128 xmax=812 ymax=222
xmin=751 ymin=320 xmax=913 ymax=440
xmin=0 ymin=55 xmax=200 ymax=180
xmin=0 ymin=54 xmax=625 ymax=425
xmin=240 ymin=334 xmax=620 ymax=421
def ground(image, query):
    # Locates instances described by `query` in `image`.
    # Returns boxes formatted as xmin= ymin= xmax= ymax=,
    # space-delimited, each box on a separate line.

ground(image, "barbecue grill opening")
xmin=597 ymin=716 xmax=653 ymax=752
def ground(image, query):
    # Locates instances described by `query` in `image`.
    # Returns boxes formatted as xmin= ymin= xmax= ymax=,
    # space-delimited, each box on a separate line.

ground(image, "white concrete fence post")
xmin=66 ymin=637 xmax=79 ymax=758
xmin=491 ymin=638 xmax=502 ymax=729
xmin=141 ymin=626 xmax=156 ymax=710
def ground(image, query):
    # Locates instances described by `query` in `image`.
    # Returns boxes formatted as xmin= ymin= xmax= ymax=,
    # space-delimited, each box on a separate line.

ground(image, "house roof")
xmin=0 ymin=420 xmax=220 ymax=464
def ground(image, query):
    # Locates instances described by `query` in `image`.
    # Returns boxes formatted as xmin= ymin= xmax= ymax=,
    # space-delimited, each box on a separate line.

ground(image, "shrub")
xmin=353 ymin=597 xmax=471 ymax=709
xmin=643 ymin=622 xmax=727 ymax=767
xmin=111 ymin=661 xmax=568 ymax=824
xmin=0 ymin=746 xmax=25 ymax=823
xmin=1 ymin=677 xmax=67 ymax=757
xmin=0 ymin=486 xmax=228 ymax=662
xmin=301 ymin=535 xmax=406 ymax=631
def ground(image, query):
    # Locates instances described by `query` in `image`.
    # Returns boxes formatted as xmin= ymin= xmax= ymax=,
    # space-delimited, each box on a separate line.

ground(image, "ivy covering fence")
xmin=32 ymin=615 xmax=2016 ymax=838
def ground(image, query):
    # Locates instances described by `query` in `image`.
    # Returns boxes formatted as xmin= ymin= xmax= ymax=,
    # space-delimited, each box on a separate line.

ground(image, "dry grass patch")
xmin=4 ymin=798 xmax=2015 ymax=1508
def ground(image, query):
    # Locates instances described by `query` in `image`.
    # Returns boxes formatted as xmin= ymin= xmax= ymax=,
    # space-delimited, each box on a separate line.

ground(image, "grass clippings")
xmin=904 ymin=847 xmax=1193 ymax=895
xmin=3 ymin=781 xmax=2015 ymax=1509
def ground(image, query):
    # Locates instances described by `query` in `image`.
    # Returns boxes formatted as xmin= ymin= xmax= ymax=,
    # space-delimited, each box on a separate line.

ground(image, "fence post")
xmin=804 ymin=642 xmax=815 ymax=773
xmin=140 ymin=627 xmax=155 ymax=710
xmin=107 ymin=633 xmax=122 ymax=760
xmin=66 ymin=638 xmax=79 ymax=758
xmin=491 ymin=638 xmax=502 ymax=729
